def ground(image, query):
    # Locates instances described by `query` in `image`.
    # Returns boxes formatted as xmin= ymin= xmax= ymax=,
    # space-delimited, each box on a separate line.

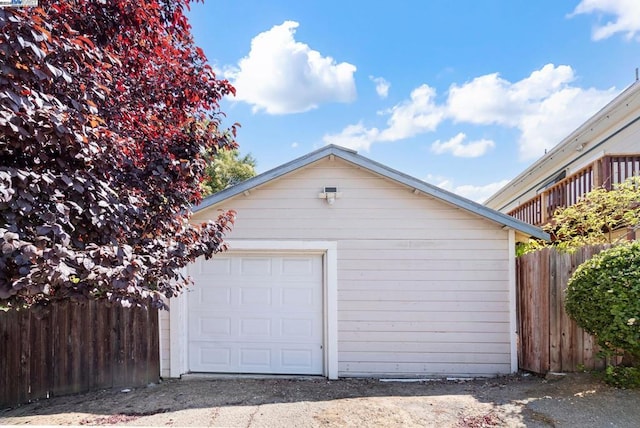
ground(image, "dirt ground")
xmin=1 ymin=372 xmax=639 ymax=427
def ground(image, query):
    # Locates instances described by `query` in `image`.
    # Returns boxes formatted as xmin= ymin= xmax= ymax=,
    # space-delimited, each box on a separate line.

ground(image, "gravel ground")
xmin=1 ymin=372 xmax=639 ymax=427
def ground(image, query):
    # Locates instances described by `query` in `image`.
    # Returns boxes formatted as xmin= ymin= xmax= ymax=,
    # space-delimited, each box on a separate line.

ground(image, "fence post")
xmin=601 ymin=156 xmax=612 ymax=190
xmin=540 ymin=192 xmax=548 ymax=224
xmin=549 ymin=250 xmax=561 ymax=372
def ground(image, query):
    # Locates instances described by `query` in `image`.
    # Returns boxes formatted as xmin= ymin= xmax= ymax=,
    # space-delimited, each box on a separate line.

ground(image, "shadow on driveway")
xmin=1 ymin=373 xmax=639 ymax=427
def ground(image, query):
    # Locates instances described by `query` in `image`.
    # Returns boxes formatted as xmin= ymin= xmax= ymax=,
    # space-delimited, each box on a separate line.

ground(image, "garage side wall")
xmin=170 ymin=157 xmax=512 ymax=378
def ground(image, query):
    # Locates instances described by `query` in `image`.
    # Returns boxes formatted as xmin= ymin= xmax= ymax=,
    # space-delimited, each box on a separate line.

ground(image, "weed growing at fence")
xmin=603 ymin=366 xmax=640 ymax=389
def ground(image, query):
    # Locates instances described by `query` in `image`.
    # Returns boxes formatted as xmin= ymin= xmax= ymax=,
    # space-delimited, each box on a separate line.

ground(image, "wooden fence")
xmin=0 ymin=300 xmax=159 ymax=408
xmin=516 ymin=246 xmax=608 ymax=374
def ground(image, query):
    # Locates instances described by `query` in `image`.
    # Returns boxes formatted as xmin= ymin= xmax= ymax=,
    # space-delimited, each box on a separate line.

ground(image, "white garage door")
xmin=187 ymin=253 xmax=324 ymax=375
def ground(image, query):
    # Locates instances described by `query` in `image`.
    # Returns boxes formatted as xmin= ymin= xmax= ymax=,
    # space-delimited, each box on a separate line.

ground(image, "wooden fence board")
xmin=70 ymin=303 xmax=82 ymax=395
xmin=2 ymin=309 xmax=20 ymax=405
xmin=559 ymin=252 xmax=574 ymax=371
xmin=517 ymin=246 xmax=609 ymax=374
xmin=549 ymin=251 xmax=562 ymax=372
xmin=0 ymin=300 xmax=159 ymax=408
xmin=9 ymin=311 xmax=20 ymax=405
xmin=19 ymin=310 xmax=30 ymax=405
xmin=111 ymin=306 xmax=124 ymax=388
xmin=29 ymin=311 xmax=48 ymax=402
xmin=80 ymin=303 xmax=90 ymax=391
xmin=148 ymin=308 xmax=160 ymax=384
xmin=539 ymin=251 xmax=550 ymax=372
xmin=518 ymin=247 xmax=551 ymax=373
xmin=0 ymin=309 xmax=6 ymax=405
xmin=96 ymin=301 xmax=111 ymax=388
xmin=53 ymin=301 xmax=68 ymax=397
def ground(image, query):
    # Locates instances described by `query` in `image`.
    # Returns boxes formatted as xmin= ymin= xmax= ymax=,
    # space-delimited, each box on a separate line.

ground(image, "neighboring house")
xmin=485 ymin=82 xmax=640 ymax=226
xmin=160 ymin=145 xmax=547 ymax=380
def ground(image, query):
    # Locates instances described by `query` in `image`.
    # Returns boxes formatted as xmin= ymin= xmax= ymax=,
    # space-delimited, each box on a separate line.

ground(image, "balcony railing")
xmin=508 ymin=154 xmax=640 ymax=227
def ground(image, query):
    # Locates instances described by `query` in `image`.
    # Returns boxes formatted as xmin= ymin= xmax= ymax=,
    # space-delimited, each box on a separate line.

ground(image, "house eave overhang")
xmin=484 ymin=81 xmax=640 ymax=210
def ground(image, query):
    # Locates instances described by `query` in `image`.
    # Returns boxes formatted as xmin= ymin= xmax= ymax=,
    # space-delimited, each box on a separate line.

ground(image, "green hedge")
xmin=565 ymin=242 xmax=640 ymax=359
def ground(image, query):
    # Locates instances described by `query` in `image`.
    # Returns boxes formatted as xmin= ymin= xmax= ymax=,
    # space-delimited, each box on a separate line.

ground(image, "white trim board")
xmin=169 ymin=240 xmax=338 ymax=380
xmin=508 ymin=229 xmax=518 ymax=373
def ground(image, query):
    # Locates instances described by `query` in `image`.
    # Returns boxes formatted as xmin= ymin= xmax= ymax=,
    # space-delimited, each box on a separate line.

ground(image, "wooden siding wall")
xmin=0 ymin=300 xmax=159 ymax=408
xmin=189 ymin=158 xmax=513 ymax=377
xmin=516 ymin=246 xmax=607 ymax=374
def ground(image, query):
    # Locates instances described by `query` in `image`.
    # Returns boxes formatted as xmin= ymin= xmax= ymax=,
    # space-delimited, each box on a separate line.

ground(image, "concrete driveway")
xmin=1 ymin=372 xmax=639 ymax=427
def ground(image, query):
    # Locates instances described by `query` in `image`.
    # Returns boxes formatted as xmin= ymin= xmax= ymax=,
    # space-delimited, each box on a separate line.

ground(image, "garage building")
xmin=160 ymin=145 xmax=547 ymax=379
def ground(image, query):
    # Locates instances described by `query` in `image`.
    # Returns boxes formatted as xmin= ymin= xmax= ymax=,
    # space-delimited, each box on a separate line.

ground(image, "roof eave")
xmin=484 ymin=80 xmax=640 ymax=207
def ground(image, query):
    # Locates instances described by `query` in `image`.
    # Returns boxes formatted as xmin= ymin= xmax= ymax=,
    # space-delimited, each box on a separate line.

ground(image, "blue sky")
xmin=187 ymin=0 xmax=640 ymax=202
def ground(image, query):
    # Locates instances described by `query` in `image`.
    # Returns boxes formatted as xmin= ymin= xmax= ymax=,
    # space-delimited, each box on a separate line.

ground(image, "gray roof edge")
xmin=196 ymin=145 xmax=549 ymax=240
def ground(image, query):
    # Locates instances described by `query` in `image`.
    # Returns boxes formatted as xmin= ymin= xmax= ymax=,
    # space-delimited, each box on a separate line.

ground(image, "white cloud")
xmin=325 ymin=64 xmax=616 ymax=159
xmin=323 ymin=122 xmax=380 ymax=151
xmin=435 ymin=178 xmax=511 ymax=203
xmin=369 ymin=76 xmax=390 ymax=98
xmin=447 ymin=73 xmax=521 ymax=126
xmin=516 ymin=86 xmax=615 ymax=159
xmin=424 ymin=173 xmax=449 ymax=186
xmin=323 ymin=84 xmax=444 ymax=151
xmin=447 ymin=64 xmax=574 ymax=126
xmin=431 ymin=133 xmax=495 ymax=158
xmin=451 ymin=180 xmax=512 ymax=203
xmin=291 ymin=142 xmax=299 ymax=148
xmin=571 ymin=0 xmax=640 ymax=41
xmin=226 ymin=21 xmax=357 ymax=114
xmin=446 ymin=64 xmax=616 ymax=159
xmin=378 ymin=85 xmax=445 ymax=141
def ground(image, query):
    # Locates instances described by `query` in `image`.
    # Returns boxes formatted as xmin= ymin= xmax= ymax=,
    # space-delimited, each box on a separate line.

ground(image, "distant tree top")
xmin=202 ymin=149 xmax=256 ymax=196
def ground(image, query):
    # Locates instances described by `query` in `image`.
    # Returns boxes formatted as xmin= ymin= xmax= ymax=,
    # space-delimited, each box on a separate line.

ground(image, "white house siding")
xmin=170 ymin=157 xmax=512 ymax=377
xmin=159 ymin=309 xmax=171 ymax=378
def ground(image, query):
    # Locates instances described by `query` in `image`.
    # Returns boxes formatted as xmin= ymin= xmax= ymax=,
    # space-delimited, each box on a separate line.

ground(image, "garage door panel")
xmin=199 ymin=288 xmax=231 ymax=305
xmin=239 ymin=287 xmax=272 ymax=305
xmin=240 ymin=348 xmax=271 ymax=368
xmin=188 ymin=253 xmax=323 ymax=375
xmin=199 ymin=257 xmax=232 ymax=275
xmin=281 ymin=257 xmax=315 ymax=275
xmin=201 ymin=317 xmax=232 ymax=336
xmin=190 ymin=341 xmax=322 ymax=374
xmin=197 ymin=345 xmax=231 ymax=366
xmin=281 ymin=287 xmax=314 ymax=306
xmin=281 ymin=318 xmax=313 ymax=337
xmin=193 ymin=287 xmax=319 ymax=309
xmin=281 ymin=348 xmax=313 ymax=369
xmin=239 ymin=258 xmax=272 ymax=275
xmin=189 ymin=314 xmax=232 ymax=340
xmin=239 ymin=318 xmax=271 ymax=336
xmin=190 ymin=314 xmax=321 ymax=341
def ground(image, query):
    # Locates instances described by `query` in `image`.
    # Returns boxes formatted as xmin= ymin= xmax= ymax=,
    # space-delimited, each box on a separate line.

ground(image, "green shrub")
xmin=603 ymin=366 xmax=640 ymax=389
xmin=565 ymin=242 xmax=640 ymax=359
